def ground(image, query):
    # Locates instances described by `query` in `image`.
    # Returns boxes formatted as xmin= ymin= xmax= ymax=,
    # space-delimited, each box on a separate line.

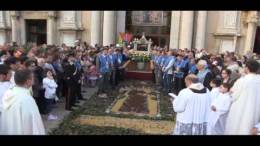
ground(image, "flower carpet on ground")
xmin=51 ymin=80 xmax=175 ymax=135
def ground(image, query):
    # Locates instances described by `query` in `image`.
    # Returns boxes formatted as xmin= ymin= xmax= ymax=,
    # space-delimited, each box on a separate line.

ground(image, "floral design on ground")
xmin=75 ymin=115 xmax=175 ymax=135
xmin=108 ymin=81 xmax=159 ymax=117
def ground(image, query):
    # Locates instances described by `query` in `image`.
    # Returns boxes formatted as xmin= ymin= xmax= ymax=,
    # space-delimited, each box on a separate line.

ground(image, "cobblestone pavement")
xmin=75 ymin=115 xmax=175 ymax=135
xmin=42 ymin=86 xmax=98 ymax=134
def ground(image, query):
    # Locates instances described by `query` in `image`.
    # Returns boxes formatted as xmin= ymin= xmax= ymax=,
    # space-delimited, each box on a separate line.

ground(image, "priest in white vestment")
xmin=172 ymin=74 xmax=211 ymax=135
xmin=0 ymin=69 xmax=45 ymax=135
xmin=225 ymin=60 xmax=260 ymax=135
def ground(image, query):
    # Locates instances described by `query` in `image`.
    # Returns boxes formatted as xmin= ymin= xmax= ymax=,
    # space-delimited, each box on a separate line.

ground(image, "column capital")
xmin=246 ymin=16 xmax=258 ymax=23
xmin=10 ymin=11 xmax=20 ymax=18
xmin=48 ymin=11 xmax=57 ymax=18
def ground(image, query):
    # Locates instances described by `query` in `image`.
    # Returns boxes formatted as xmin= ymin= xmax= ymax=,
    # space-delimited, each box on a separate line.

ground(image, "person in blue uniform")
xmin=97 ymin=47 xmax=111 ymax=98
xmin=151 ymin=49 xmax=157 ymax=83
xmin=173 ymin=54 xmax=187 ymax=94
xmin=159 ymin=50 xmax=168 ymax=88
xmin=155 ymin=50 xmax=163 ymax=89
xmin=162 ymin=50 xmax=176 ymax=95
xmin=188 ymin=58 xmax=198 ymax=74
xmin=110 ymin=48 xmax=122 ymax=89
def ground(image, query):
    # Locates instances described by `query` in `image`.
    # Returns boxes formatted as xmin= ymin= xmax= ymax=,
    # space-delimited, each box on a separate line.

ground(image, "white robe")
xmin=254 ymin=123 xmax=260 ymax=135
xmin=0 ymin=86 xmax=45 ymax=135
xmin=10 ymin=71 xmax=16 ymax=86
xmin=210 ymin=87 xmax=220 ymax=102
xmin=207 ymin=93 xmax=231 ymax=135
xmin=0 ymin=81 xmax=12 ymax=111
xmin=0 ymin=81 xmax=12 ymax=132
xmin=172 ymin=83 xmax=212 ymax=135
xmin=43 ymin=77 xmax=58 ymax=99
xmin=225 ymin=73 xmax=260 ymax=135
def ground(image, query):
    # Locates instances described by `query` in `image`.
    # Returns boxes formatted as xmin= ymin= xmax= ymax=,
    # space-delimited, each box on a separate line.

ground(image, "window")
xmin=126 ymin=11 xmax=171 ymax=47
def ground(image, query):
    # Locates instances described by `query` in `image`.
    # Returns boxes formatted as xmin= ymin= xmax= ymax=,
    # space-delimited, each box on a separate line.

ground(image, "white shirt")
xmin=43 ymin=77 xmax=57 ymax=99
xmin=208 ymin=93 xmax=231 ymax=135
xmin=210 ymin=87 xmax=220 ymax=102
xmin=10 ymin=71 xmax=15 ymax=86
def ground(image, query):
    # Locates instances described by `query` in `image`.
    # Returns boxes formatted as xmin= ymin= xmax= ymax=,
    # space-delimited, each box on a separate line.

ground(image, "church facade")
xmin=0 ymin=11 xmax=259 ymax=55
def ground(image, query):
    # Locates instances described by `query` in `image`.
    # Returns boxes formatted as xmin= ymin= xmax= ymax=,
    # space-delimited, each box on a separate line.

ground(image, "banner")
xmin=119 ymin=32 xmax=133 ymax=46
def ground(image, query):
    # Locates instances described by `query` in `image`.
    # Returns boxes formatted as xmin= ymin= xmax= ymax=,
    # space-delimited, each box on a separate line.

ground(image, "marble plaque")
xmin=220 ymin=39 xmax=235 ymax=53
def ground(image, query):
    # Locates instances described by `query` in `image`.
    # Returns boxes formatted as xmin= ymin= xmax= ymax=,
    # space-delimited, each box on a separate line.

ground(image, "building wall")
xmin=205 ymin=11 xmax=219 ymax=54
xmin=81 ymin=11 xmax=91 ymax=44
xmin=0 ymin=11 xmax=258 ymax=55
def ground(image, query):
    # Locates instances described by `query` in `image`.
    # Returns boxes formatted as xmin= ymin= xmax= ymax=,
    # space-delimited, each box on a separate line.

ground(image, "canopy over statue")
xmin=132 ymin=32 xmax=153 ymax=54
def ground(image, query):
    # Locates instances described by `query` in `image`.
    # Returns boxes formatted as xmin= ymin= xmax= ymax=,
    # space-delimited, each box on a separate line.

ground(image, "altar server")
xmin=207 ymin=83 xmax=231 ymax=135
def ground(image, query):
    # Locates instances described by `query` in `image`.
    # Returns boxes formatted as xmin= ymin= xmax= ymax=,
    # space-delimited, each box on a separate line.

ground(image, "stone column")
xmin=244 ymin=12 xmax=258 ymax=54
xmin=20 ymin=18 xmax=26 ymax=45
xmin=103 ymin=11 xmax=116 ymax=46
xmin=47 ymin=12 xmax=56 ymax=45
xmin=10 ymin=11 xmax=18 ymax=43
xmin=0 ymin=11 xmax=6 ymax=45
xmin=116 ymin=11 xmax=126 ymax=40
xmin=90 ymin=11 xmax=101 ymax=46
xmin=179 ymin=11 xmax=194 ymax=49
xmin=195 ymin=11 xmax=207 ymax=50
xmin=169 ymin=11 xmax=181 ymax=49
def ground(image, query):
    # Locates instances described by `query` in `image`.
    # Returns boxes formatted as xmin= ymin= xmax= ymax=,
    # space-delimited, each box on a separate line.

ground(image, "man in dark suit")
xmin=64 ymin=53 xmax=77 ymax=111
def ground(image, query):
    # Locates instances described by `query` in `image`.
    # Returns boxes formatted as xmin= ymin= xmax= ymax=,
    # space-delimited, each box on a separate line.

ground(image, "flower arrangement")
xmin=129 ymin=52 xmax=151 ymax=62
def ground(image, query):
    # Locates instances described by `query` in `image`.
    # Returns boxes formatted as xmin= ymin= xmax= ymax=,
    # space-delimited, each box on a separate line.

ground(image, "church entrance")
xmin=126 ymin=11 xmax=171 ymax=48
xmin=25 ymin=19 xmax=47 ymax=45
xmin=253 ymin=26 xmax=260 ymax=54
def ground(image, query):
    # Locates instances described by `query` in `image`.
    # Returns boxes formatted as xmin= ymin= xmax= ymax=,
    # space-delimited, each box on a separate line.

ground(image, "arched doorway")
xmin=253 ymin=26 xmax=260 ymax=54
xmin=25 ymin=19 xmax=47 ymax=45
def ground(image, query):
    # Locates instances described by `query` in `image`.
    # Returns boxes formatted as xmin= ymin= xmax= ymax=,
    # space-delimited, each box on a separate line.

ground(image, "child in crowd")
xmin=86 ymin=61 xmax=100 ymax=88
xmin=208 ymin=83 xmax=231 ymax=135
xmin=43 ymin=69 xmax=58 ymax=121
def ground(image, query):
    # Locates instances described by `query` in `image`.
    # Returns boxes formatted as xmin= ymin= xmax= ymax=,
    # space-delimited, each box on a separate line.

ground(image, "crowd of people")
xmin=0 ymin=39 xmax=260 ymax=135
xmin=151 ymin=48 xmax=260 ymax=135
xmin=0 ymin=41 xmax=131 ymax=134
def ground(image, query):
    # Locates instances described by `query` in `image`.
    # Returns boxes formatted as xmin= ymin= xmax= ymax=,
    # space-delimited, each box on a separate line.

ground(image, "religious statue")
xmin=132 ymin=32 xmax=152 ymax=54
